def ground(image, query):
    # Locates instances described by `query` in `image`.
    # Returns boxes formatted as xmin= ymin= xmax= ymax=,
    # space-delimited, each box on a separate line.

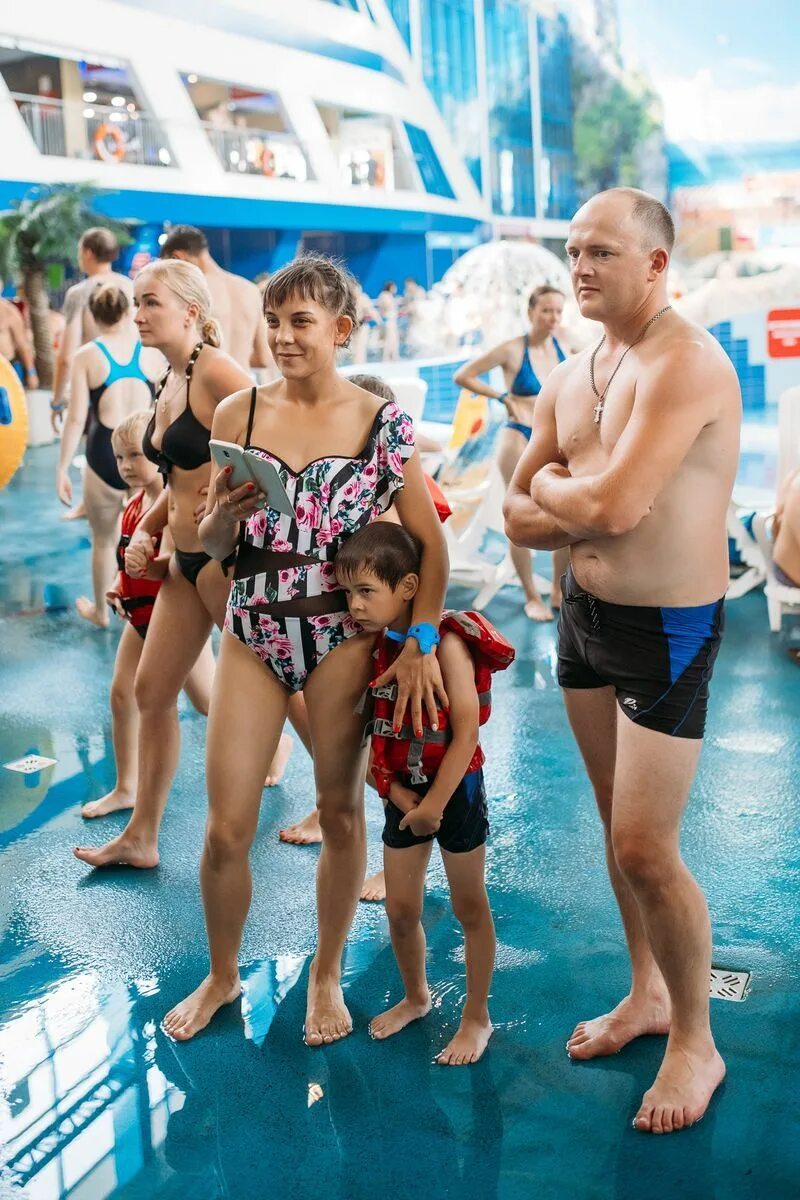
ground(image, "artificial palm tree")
xmin=0 ymin=184 xmax=131 ymax=388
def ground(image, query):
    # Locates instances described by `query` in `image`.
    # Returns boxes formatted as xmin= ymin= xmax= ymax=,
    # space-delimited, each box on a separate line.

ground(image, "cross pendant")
xmin=593 ymin=399 xmax=604 ymax=424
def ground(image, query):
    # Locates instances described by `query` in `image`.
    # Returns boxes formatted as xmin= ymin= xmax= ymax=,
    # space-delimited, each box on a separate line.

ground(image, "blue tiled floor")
xmin=1 ymin=445 xmax=799 ymax=1199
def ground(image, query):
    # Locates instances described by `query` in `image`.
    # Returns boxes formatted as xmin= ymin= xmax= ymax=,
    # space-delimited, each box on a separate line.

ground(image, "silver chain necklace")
xmin=590 ymin=305 xmax=672 ymax=425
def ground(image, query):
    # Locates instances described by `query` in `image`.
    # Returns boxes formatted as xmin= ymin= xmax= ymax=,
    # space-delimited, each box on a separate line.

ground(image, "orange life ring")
xmin=262 ymin=146 xmax=276 ymax=176
xmin=94 ymin=122 xmax=126 ymax=163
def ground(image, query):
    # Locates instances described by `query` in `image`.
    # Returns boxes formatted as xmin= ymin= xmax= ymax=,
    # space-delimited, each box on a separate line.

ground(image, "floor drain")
xmin=710 ymin=967 xmax=751 ymax=1002
xmin=3 ymin=754 xmax=58 ymax=774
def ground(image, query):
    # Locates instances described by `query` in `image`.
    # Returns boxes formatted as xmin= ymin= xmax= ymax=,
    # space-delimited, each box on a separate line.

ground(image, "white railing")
xmin=203 ymin=123 xmax=311 ymax=181
xmin=13 ymin=94 xmax=174 ymax=168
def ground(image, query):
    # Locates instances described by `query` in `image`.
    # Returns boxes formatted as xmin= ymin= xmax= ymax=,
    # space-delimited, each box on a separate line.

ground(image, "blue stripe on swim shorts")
xmin=660 ymin=603 xmax=720 ymax=685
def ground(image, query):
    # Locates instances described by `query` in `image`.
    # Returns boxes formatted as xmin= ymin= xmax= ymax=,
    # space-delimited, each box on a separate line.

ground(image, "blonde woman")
xmin=74 ymin=260 xmax=255 ymax=867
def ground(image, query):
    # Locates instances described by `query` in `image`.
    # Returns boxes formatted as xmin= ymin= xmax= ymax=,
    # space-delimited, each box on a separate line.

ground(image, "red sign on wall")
xmin=768 ymin=309 xmax=800 ymax=358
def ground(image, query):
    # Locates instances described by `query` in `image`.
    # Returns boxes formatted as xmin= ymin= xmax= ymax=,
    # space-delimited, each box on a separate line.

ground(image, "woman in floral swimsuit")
xmin=164 ymin=255 xmax=449 ymax=1046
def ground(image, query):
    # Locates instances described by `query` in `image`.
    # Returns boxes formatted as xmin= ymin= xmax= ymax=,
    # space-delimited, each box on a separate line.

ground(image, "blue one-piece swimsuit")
xmin=506 ymin=336 xmax=565 ymax=440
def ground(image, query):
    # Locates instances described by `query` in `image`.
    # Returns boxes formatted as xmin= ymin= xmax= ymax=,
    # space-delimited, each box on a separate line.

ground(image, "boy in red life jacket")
xmin=335 ymin=523 xmax=514 ymax=1065
xmin=82 ymin=411 xmax=212 ymax=819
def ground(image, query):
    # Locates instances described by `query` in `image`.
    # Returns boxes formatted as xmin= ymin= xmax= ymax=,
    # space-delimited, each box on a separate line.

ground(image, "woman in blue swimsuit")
xmin=56 ymin=284 xmax=163 ymax=628
xmin=163 ymin=255 xmax=449 ymax=1047
xmin=455 ymin=285 xmax=570 ymax=618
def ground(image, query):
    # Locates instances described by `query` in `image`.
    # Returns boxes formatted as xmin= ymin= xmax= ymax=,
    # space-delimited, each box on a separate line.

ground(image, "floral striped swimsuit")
xmin=225 ymin=387 xmax=415 ymax=691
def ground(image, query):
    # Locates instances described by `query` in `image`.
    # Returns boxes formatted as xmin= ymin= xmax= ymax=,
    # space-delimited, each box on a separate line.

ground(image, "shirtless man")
xmin=0 ymin=284 xmax=38 ymax=389
xmin=53 ymin=227 xmax=134 ymax=425
xmin=160 ymin=225 xmax=272 ymax=372
xmin=504 ymin=188 xmax=741 ymax=1134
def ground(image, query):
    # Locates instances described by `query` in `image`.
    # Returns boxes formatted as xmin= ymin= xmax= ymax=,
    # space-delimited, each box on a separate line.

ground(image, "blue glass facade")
xmin=537 ymin=12 xmax=578 ymax=219
xmin=384 ymin=0 xmax=412 ymax=47
xmin=404 ymin=122 xmax=456 ymax=198
xmin=420 ymin=0 xmax=482 ymax=190
xmin=484 ymin=0 xmax=534 ymax=216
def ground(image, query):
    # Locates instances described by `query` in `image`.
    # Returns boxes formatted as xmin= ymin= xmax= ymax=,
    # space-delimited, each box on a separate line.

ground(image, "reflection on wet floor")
xmin=2 ymin=443 xmax=799 ymax=1199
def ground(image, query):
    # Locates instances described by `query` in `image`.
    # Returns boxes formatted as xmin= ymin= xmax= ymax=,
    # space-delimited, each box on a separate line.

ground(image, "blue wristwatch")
xmin=406 ymin=622 xmax=440 ymax=654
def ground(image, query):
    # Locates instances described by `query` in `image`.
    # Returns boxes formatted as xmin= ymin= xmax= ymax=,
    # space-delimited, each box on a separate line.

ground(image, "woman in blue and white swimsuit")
xmin=455 ymin=285 xmax=571 ymax=618
xmin=164 ymin=255 xmax=449 ymax=1047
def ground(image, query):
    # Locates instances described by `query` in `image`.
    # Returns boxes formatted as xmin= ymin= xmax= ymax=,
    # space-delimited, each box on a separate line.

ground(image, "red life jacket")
xmin=116 ymin=490 xmax=162 ymax=632
xmin=367 ymin=610 xmax=515 ymax=798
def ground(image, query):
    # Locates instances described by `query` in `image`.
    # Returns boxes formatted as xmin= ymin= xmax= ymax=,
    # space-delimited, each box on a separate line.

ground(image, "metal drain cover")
xmin=710 ymin=967 xmax=751 ymax=1002
xmin=3 ymin=754 xmax=58 ymax=774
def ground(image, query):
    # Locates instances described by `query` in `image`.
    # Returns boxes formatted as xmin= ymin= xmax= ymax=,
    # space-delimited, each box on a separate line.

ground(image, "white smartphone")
xmin=210 ymin=439 xmax=254 ymax=490
xmin=243 ymin=451 xmax=296 ymax=517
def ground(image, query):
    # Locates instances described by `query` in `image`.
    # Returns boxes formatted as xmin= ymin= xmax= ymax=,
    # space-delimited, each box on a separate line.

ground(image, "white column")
xmin=529 ymin=7 xmax=544 ymax=220
xmin=473 ymin=0 xmax=492 ymax=210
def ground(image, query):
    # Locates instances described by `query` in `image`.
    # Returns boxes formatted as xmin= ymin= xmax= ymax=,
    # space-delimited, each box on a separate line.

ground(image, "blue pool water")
xmin=1 ymin=445 xmax=798 ymax=1199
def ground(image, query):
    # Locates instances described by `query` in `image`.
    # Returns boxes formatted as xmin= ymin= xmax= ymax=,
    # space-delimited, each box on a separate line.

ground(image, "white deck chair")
xmin=726 ymin=501 xmax=766 ymax=599
xmin=752 ymin=512 xmax=800 ymax=631
xmin=439 ymin=405 xmax=550 ymax=609
xmin=382 ymin=377 xmax=427 ymax=426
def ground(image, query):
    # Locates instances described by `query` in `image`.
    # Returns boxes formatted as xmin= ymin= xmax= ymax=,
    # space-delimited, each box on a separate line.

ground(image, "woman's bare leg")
xmin=182 ymin=637 xmax=215 ymax=715
xmin=82 ymin=622 xmax=143 ymax=818
xmin=77 ymin=466 xmax=124 ymax=629
xmin=496 ymin=429 xmax=551 ymax=621
xmin=302 ymin=631 xmax=376 ymax=1044
xmin=370 ymin=842 xmax=433 ymax=1037
xmin=163 ymin=631 xmax=289 ymax=1041
xmin=437 ymin=846 xmax=495 ymax=1065
xmin=73 ymin=558 xmax=228 ymax=867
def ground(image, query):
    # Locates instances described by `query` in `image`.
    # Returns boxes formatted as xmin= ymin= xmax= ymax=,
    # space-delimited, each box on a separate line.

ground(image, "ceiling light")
xmin=82 ymin=91 xmax=97 ymax=102
xmin=187 ymin=73 xmax=198 ymax=84
xmin=111 ymin=96 xmax=126 ymax=107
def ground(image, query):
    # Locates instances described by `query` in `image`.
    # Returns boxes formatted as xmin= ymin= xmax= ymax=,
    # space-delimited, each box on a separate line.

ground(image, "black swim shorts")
xmin=382 ymin=768 xmax=488 ymax=853
xmin=557 ymin=567 xmax=724 ymax=739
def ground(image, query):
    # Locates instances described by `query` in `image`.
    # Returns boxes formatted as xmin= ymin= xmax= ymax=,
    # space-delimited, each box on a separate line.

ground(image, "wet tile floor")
xmin=1 ymin=443 xmax=799 ymax=1199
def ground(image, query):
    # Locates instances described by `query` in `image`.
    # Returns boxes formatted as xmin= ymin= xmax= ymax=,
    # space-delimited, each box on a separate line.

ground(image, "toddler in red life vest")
xmin=81 ymin=411 xmax=209 ymax=820
xmin=335 ymin=522 xmax=514 ymax=1066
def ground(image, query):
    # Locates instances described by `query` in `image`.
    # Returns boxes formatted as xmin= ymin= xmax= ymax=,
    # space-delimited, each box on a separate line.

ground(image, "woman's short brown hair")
xmin=528 ymin=285 xmax=564 ymax=309
xmin=263 ymin=254 xmax=359 ymax=347
xmin=88 ymin=284 xmax=130 ymax=327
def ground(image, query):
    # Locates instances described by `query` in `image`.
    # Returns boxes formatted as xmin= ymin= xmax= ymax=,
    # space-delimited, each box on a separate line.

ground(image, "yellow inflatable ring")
xmin=0 ymin=354 xmax=28 ymax=490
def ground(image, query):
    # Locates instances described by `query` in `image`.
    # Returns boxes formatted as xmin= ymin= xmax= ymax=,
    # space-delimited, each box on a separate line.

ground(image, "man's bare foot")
xmin=162 ymin=974 xmax=241 ymax=1042
xmin=305 ymin=969 xmax=352 ymax=1045
xmin=633 ymin=1043 xmax=726 ymax=1134
xmin=567 ymin=992 xmax=671 ymax=1060
xmin=524 ymin=598 xmax=553 ymax=622
xmin=82 ymin=788 xmax=135 ymax=819
xmin=370 ymin=994 xmax=431 ymax=1039
xmin=360 ymin=869 xmax=386 ymax=902
xmin=76 ymin=596 xmax=109 ymax=629
xmin=279 ymin=808 xmax=322 ymax=844
xmin=437 ymin=1015 xmax=493 ymax=1065
xmin=73 ymin=832 xmax=159 ymax=868
xmin=264 ymin=732 xmax=293 ymax=786
xmin=62 ymin=501 xmax=86 ymax=521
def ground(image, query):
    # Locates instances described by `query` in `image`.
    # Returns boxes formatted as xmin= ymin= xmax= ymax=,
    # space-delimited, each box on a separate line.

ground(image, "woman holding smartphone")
xmin=73 ymin=259 xmax=301 ymax=867
xmin=162 ymin=254 xmax=449 ymax=1047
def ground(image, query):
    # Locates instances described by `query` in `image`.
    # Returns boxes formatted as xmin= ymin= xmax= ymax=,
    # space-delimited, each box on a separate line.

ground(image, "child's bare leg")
xmin=83 ymin=623 xmax=143 ymax=818
xmin=77 ymin=466 xmax=122 ymax=628
xmin=437 ymin=845 xmax=495 ymax=1065
xmin=274 ymin=692 xmax=314 ymax=819
xmin=182 ymin=636 xmax=215 ymax=715
xmin=164 ymin=631 xmax=289 ymax=1041
xmin=302 ymin=632 xmax=375 ymax=1045
xmin=371 ymin=843 xmax=433 ymax=1038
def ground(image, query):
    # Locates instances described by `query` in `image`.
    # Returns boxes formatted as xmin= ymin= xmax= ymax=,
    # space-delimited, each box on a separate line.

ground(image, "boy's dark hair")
xmin=160 ymin=224 xmax=209 ymax=258
xmin=335 ymin=523 xmax=421 ymax=590
xmin=263 ymin=253 xmax=358 ymax=347
xmin=79 ymin=226 xmax=119 ymax=263
xmin=349 ymin=373 xmax=397 ymax=402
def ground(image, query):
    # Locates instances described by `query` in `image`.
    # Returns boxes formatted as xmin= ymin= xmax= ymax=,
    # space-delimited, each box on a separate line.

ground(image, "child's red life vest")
xmin=367 ymin=611 xmax=515 ymax=798
xmin=116 ymin=490 xmax=162 ymax=633
xmin=423 ymin=474 xmax=452 ymax=523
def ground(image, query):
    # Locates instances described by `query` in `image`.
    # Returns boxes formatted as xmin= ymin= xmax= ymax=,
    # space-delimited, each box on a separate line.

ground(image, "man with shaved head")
xmin=505 ymin=188 xmax=740 ymax=1134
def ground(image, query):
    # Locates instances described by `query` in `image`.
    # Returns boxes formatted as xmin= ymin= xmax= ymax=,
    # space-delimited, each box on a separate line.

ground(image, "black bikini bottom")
xmin=175 ymin=549 xmax=236 ymax=589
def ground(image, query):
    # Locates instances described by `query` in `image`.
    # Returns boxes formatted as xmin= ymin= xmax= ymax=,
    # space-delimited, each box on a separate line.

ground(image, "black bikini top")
xmin=143 ymin=343 xmax=211 ymax=477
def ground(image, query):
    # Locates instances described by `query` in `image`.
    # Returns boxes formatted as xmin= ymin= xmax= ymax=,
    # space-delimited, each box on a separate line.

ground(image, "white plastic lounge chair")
xmin=726 ymin=501 xmax=766 ymax=599
xmin=751 ymin=512 xmax=800 ymax=632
